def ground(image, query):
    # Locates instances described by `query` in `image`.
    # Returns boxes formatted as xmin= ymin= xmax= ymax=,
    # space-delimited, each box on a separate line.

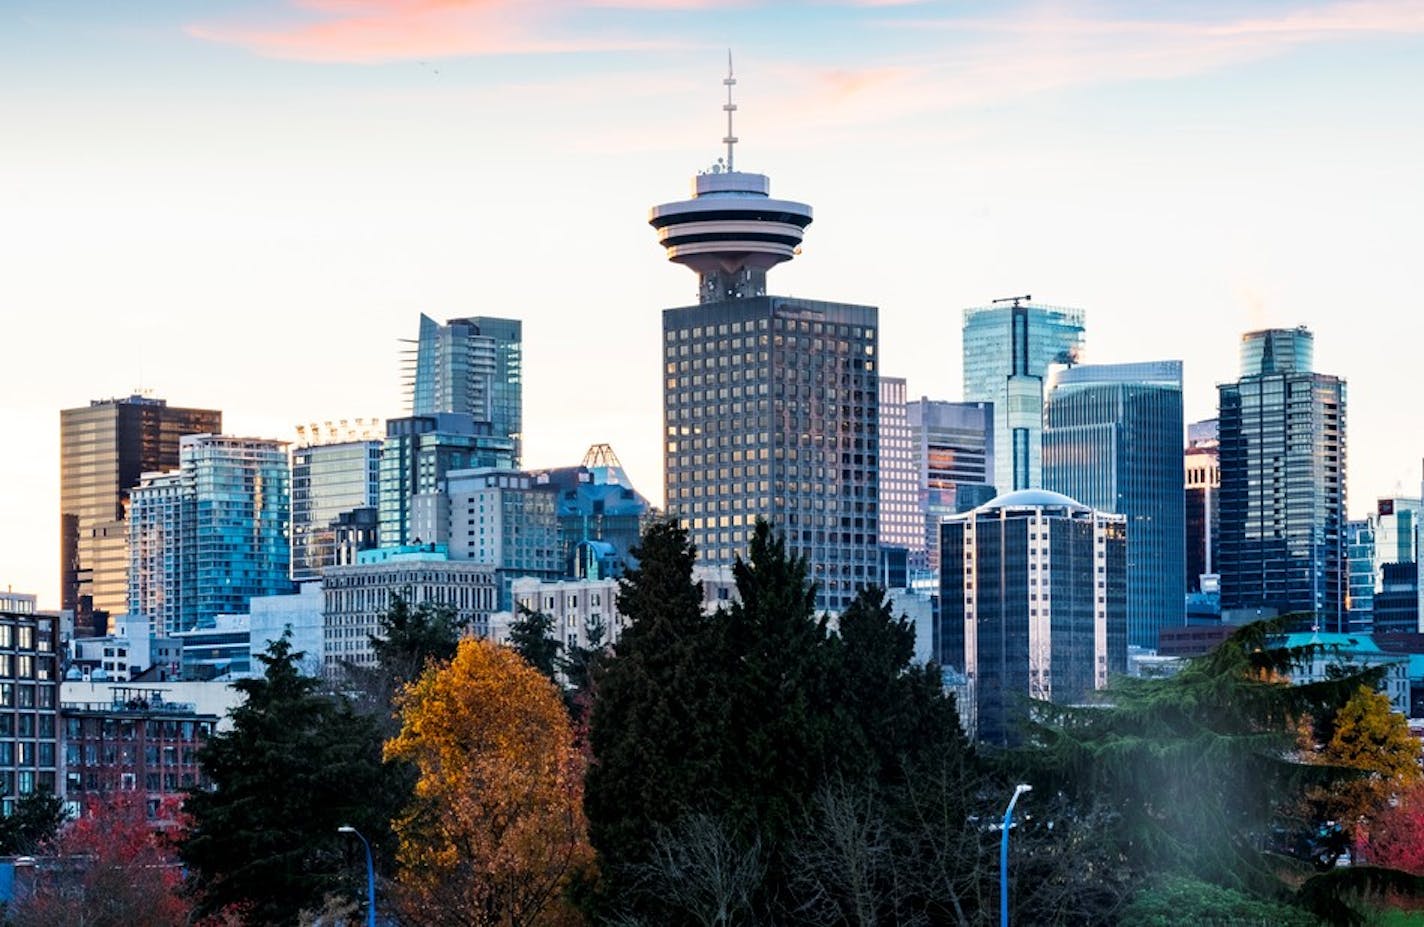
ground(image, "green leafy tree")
xmin=179 ymin=636 xmax=405 ymax=924
xmin=509 ymin=604 xmax=561 ymax=683
xmin=0 ymin=786 xmax=65 ymax=855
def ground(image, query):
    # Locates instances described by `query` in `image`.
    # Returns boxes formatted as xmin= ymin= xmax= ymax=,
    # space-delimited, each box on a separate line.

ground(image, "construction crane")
xmin=991 ymin=294 xmax=1032 ymax=307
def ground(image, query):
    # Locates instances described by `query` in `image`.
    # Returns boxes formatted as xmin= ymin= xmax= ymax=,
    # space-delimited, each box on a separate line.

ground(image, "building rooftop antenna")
xmin=722 ymin=50 xmax=738 ymax=172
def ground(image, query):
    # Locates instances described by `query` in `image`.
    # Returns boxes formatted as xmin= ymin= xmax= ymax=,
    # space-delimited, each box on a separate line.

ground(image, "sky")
xmin=4 ymin=0 xmax=1424 ymax=609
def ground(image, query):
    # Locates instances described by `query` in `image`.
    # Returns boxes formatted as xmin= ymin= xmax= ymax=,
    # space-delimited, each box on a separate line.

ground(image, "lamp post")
xmin=1000 ymin=783 xmax=1032 ymax=927
xmin=338 ymin=825 xmax=376 ymax=927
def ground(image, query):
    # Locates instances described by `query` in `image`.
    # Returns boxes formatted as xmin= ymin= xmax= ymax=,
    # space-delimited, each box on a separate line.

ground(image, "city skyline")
xmin=6 ymin=1 xmax=1424 ymax=607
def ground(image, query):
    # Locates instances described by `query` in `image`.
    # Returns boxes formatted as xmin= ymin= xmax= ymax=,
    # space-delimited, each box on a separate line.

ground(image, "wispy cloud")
xmin=188 ymin=0 xmax=693 ymax=63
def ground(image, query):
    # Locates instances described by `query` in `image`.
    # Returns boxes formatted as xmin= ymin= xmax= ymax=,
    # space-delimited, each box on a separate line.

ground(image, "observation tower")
xmin=649 ymin=57 xmax=813 ymax=304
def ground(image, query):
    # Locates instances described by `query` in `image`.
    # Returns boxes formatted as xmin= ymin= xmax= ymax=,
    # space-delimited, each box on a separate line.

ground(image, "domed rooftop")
xmin=977 ymin=489 xmax=1091 ymax=512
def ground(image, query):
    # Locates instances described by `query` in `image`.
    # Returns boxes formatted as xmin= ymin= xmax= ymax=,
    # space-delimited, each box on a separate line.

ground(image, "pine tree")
xmin=585 ymin=519 xmax=721 ymax=875
xmin=179 ymin=636 xmax=405 ymax=923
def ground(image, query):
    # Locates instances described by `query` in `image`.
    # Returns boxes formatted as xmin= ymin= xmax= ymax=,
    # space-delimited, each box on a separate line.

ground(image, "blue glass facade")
xmin=1218 ymin=328 xmax=1347 ymax=629
xmin=1346 ymin=518 xmax=1376 ymax=633
xmin=378 ymin=413 xmax=516 ymax=548
xmin=409 ymin=315 xmax=523 ymax=465
xmin=962 ymin=303 xmax=1085 ymax=492
xmin=130 ymin=436 xmax=292 ymax=634
xmin=1042 ymin=361 xmax=1185 ymax=650
xmin=906 ymin=399 xmax=995 ymax=571
xmin=290 ymin=440 xmax=382 ymax=582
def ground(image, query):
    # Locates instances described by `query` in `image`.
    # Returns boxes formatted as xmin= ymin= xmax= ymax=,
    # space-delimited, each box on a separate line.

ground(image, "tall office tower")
xmin=1042 ymin=361 xmax=1185 ymax=650
xmin=407 ymin=314 xmax=523 ymax=465
xmin=1218 ymin=326 xmax=1347 ymax=629
xmin=60 ymin=396 xmax=221 ymax=632
xmin=128 ymin=435 xmax=292 ymax=634
xmin=290 ymin=439 xmax=382 ymax=582
xmin=962 ymin=299 xmax=1085 ymax=493
xmin=939 ymin=490 xmax=1127 ymax=745
xmin=1184 ymin=419 xmax=1221 ymax=594
xmin=906 ymin=399 xmax=996 ymax=571
xmin=378 ymin=413 xmax=515 ymax=548
xmin=651 ymin=64 xmax=878 ymax=615
xmin=878 ymin=378 xmax=921 ymax=559
xmin=1346 ymin=518 xmax=1377 ymax=633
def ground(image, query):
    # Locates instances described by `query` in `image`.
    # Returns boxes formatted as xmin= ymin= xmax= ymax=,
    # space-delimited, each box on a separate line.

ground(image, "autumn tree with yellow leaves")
xmin=1309 ymin=684 xmax=1422 ymax=831
xmin=386 ymin=637 xmax=594 ymax=926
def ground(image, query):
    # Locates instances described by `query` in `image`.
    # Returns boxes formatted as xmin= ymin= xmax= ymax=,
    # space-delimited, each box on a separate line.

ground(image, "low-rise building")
xmin=321 ymin=546 xmax=498 ymax=673
xmin=59 ymin=685 xmax=218 ymax=819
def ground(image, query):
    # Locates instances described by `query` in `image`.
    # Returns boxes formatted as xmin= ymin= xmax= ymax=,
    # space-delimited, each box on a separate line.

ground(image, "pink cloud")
xmin=188 ymin=0 xmax=690 ymax=63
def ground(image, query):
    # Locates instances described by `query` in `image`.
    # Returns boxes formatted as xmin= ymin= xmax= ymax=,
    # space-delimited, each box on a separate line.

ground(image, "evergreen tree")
xmin=0 ymin=786 xmax=65 ymax=855
xmin=369 ymin=593 xmax=462 ymax=682
xmin=1017 ymin=617 xmax=1422 ymax=918
xmin=179 ymin=636 xmax=404 ymax=923
xmin=585 ymin=519 xmax=724 ymax=885
xmin=509 ymin=603 xmax=561 ymax=683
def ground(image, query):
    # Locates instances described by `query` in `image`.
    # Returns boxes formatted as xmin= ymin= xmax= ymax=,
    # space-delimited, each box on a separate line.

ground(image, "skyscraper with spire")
xmin=653 ymin=59 xmax=879 ymax=614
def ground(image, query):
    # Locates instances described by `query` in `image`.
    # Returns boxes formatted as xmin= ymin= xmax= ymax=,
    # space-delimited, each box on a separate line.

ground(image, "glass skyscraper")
xmin=1218 ymin=327 xmax=1347 ymax=629
xmin=128 ymin=435 xmax=292 ymax=634
xmin=378 ymin=413 xmax=516 ymax=548
xmin=1042 ymin=361 xmax=1185 ymax=650
xmin=60 ymin=395 xmax=221 ymax=632
xmin=939 ymin=490 xmax=1127 ymax=745
xmin=407 ymin=314 xmax=523 ymax=465
xmin=906 ymin=399 xmax=996 ymax=571
xmin=290 ymin=439 xmax=382 ymax=582
xmin=962 ymin=301 xmax=1085 ymax=493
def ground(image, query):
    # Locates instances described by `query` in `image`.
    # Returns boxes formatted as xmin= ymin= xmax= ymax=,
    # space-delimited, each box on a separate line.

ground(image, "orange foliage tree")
xmin=386 ymin=637 xmax=593 ymax=926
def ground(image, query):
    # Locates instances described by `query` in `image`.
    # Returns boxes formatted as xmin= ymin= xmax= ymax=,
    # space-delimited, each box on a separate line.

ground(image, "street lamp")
xmin=337 ymin=825 xmax=376 ymax=927
xmin=1000 ymin=783 xmax=1032 ymax=927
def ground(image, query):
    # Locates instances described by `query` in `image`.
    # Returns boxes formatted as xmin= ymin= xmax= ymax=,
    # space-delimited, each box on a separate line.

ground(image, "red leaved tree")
xmin=6 ymin=792 xmax=194 ymax=927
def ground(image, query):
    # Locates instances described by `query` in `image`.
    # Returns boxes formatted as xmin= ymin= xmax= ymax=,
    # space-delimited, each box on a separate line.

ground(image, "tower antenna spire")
xmin=722 ymin=50 xmax=738 ymax=172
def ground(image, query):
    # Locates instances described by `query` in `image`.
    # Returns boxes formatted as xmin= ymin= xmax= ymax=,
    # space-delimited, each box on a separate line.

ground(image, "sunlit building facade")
xmin=878 ymin=377 xmax=921 ymax=557
xmin=60 ymin=396 xmax=221 ymax=633
xmin=906 ymin=399 xmax=996 ymax=571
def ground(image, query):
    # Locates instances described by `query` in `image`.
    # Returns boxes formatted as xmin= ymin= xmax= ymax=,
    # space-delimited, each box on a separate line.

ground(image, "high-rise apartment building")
xmin=878 ymin=378 xmax=921 ymax=557
xmin=60 ymin=396 xmax=221 ymax=632
xmin=1043 ymin=361 xmax=1185 ymax=650
xmin=407 ymin=314 xmax=523 ymax=465
xmin=290 ymin=438 xmax=382 ymax=582
xmin=1218 ymin=327 xmax=1347 ymax=629
xmin=906 ymin=399 xmax=996 ymax=571
xmin=1185 ymin=419 xmax=1221 ymax=594
xmin=1346 ymin=518 xmax=1376 ymax=632
xmin=378 ymin=413 xmax=515 ymax=548
xmin=962 ymin=300 xmax=1085 ymax=493
xmin=651 ymin=66 xmax=878 ymax=615
xmin=411 ymin=467 xmax=563 ymax=609
xmin=939 ymin=490 xmax=1126 ymax=745
xmin=0 ymin=610 xmax=60 ymax=810
xmin=128 ymin=435 xmax=292 ymax=634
